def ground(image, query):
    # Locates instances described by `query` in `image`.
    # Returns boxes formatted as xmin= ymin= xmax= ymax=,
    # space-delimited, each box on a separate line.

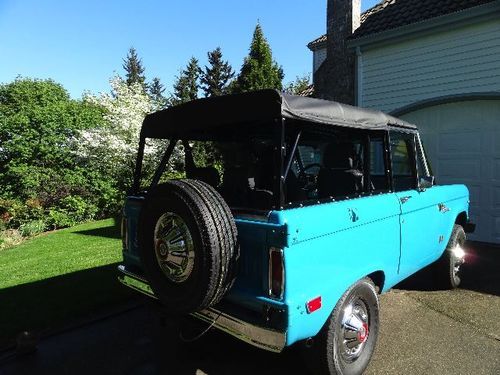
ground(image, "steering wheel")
xmin=302 ymin=163 xmax=321 ymax=173
xmin=297 ymin=163 xmax=322 ymax=191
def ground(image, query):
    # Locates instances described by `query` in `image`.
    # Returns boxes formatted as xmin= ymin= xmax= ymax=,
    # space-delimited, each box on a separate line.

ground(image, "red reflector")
xmin=306 ymin=296 xmax=322 ymax=314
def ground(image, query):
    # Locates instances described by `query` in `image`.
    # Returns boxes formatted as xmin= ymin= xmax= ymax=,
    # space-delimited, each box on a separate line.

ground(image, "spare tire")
xmin=139 ymin=179 xmax=239 ymax=314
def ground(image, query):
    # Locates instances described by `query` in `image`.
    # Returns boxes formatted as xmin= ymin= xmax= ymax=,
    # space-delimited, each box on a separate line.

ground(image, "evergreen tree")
xmin=148 ymin=77 xmax=166 ymax=109
xmin=122 ymin=47 xmax=146 ymax=89
xmin=233 ymin=23 xmax=284 ymax=93
xmin=200 ymin=47 xmax=235 ymax=97
xmin=171 ymin=57 xmax=200 ymax=105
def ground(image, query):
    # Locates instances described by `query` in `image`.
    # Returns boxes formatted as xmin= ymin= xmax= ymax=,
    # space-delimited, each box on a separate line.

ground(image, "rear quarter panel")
xmin=270 ymin=193 xmax=401 ymax=345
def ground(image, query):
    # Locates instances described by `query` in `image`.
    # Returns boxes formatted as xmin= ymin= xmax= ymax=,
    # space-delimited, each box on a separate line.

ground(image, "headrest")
xmin=323 ymin=143 xmax=354 ymax=169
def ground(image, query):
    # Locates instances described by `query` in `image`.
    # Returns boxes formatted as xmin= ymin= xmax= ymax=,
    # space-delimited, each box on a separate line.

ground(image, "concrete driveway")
xmin=0 ymin=243 xmax=499 ymax=375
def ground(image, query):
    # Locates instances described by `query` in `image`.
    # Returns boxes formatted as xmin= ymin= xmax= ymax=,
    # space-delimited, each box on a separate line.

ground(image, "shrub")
xmin=18 ymin=220 xmax=47 ymax=237
xmin=0 ymin=229 xmax=23 ymax=250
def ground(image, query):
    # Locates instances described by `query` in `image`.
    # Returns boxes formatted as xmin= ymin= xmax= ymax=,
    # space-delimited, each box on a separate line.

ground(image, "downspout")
xmin=355 ymin=46 xmax=363 ymax=107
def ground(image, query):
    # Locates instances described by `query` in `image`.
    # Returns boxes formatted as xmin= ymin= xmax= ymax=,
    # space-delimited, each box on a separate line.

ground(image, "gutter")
xmin=347 ymin=0 xmax=500 ymax=50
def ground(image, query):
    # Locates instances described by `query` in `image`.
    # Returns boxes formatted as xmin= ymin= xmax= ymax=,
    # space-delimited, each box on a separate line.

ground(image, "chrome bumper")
xmin=117 ymin=265 xmax=286 ymax=353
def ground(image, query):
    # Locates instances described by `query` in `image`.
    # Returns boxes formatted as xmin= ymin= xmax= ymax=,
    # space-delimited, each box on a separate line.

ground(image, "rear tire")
xmin=311 ymin=278 xmax=379 ymax=375
xmin=139 ymin=179 xmax=239 ymax=314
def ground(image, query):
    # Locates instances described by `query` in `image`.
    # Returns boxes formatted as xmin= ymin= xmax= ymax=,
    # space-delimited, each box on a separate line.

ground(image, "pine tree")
xmin=233 ymin=23 xmax=284 ymax=93
xmin=122 ymin=47 xmax=146 ymax=89
xmin=200 ymin=47 xmax=235 ymax=97
xmin=148 ymin=77 xmax=166 ymax=109
xmin=171 ymin=57 xmax=200 ymax=105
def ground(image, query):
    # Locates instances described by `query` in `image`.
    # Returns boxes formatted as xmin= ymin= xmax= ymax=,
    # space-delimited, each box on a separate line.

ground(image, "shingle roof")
xmin=308 ymin=0 xmax=496 ymax=49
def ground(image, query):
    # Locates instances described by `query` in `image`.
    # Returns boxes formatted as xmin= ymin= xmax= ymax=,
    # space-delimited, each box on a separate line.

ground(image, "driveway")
xmin=1 ymin=243 xmax=499 ymax=375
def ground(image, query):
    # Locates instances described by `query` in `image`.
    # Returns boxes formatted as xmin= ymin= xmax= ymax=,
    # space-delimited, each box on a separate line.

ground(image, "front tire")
xmin=313 ymin=278 xmax=380 ymax=375
xmin=433 ymin=224 xmax=466 ymax=289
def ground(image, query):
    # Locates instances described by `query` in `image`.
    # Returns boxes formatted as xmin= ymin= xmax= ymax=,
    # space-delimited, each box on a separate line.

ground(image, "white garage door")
xmin=401 ymin=99 xmax=500 ymax=244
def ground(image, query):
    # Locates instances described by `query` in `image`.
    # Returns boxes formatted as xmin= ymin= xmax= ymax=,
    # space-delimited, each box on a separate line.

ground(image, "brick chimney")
xmin=314 ymin=0 xmax=361 ymax=104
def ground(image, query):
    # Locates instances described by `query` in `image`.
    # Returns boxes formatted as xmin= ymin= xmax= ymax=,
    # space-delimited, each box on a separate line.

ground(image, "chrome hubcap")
xmin=340 ymin=298 xmax=370 ymax=362
xmin=451 ymin=244 xmax=466 ymax=280
xmin=154 ymin=213 xmax=195 ymax=283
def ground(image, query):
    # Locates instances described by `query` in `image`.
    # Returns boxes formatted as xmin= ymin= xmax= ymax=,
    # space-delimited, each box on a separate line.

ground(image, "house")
xmin=308 ymin=0 xmax=500 ymax=243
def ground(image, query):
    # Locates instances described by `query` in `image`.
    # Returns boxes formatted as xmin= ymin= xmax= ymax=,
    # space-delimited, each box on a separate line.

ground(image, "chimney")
xmin=314 ymin=0 xmax=361 ymax=104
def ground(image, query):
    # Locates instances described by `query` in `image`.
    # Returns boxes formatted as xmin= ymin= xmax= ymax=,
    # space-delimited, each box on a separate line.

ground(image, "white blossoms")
xmin=75 ymin=76 xmax=183 ymax=175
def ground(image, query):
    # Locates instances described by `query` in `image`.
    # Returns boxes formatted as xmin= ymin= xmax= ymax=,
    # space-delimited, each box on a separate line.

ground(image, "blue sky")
xmin=0 ymin=0 xmax=379 ymax=98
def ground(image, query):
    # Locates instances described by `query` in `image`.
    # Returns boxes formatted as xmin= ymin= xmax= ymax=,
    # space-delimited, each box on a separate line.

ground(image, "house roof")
xmin=308 ymin=0 xmax=496 ymax=49
xmin=140 ymin=89 xmax=415 ymax=139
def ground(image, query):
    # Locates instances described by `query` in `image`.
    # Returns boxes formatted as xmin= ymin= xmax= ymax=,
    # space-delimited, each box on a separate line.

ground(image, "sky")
xmin=0 ymin=0 xmax=379 ymax=98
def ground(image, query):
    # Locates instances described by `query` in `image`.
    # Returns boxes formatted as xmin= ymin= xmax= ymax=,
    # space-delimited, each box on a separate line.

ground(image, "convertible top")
xmin=141 ymin=89 xmax=416 ymax=139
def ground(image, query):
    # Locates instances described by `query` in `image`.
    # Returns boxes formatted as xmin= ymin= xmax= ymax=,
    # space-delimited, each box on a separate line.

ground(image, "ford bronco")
xmin=119 ymin=90 xmax=475 ymax=374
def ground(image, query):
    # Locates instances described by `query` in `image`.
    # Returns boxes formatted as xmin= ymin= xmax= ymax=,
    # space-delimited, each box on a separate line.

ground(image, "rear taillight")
xmin=269 ymin=247 xmax=284 ymax=299
xmin=121 ymin=216 xmax=128 ymax=250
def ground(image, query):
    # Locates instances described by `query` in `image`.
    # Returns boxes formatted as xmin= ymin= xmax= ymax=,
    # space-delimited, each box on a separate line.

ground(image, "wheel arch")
xmin=455 ymin=211 xmax=468 ymax=228
xmin=367 ymin=270 xmax=385 ymax=294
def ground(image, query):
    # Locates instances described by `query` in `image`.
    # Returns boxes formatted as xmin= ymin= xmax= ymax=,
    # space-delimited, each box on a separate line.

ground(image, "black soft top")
xmin=141 ymin=89 xmax=416 ymax=139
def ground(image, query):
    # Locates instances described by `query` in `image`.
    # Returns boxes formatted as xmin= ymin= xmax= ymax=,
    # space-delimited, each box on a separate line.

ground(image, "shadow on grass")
xmin=0 ymin=262 xmax=140 ymax=350
xmin=73 ymin=218 xmax=121 ymax=239
xmin=395 ymin=241 xmax=500 ymax=297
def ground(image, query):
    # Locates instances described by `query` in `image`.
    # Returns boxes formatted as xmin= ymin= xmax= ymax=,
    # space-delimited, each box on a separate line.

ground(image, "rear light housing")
xmin=121 ymin=216 xmax=128 ymax=251
xmin=268 ymin=247 xmax=284 ymax=299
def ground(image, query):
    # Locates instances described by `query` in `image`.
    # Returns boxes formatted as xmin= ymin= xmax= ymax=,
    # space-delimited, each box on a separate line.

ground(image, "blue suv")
xmin=119 ymin=90 xmax=475 ymax=375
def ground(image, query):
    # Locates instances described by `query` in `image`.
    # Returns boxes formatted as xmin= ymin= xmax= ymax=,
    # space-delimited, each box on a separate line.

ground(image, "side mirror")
xmin=419 ymin=175 xmax=435 ymax=190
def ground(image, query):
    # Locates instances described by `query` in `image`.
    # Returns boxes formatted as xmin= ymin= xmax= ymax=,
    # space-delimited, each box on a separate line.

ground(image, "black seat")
xmin=318 ymin=143 xmax=363 ymax=198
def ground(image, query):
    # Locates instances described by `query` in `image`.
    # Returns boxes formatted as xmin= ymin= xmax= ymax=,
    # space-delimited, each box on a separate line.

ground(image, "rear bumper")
xmin=117 ymin=265 xmax=286 ymax=353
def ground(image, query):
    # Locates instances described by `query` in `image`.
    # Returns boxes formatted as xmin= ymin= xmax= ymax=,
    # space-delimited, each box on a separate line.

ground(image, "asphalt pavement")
xmin=1 ymin=243 xmax=499 ymax=375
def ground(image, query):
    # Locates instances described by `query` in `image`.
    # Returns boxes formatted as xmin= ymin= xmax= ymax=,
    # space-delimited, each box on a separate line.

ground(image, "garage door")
xmin=400 ymin=99 xmax=500 ymax=244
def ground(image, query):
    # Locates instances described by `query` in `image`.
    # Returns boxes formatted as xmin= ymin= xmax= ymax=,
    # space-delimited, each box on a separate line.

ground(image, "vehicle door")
xmin=391 ymin=131 xmax=444 ymax=277
xmin=281 ymin=129 xmax=401 ymax=292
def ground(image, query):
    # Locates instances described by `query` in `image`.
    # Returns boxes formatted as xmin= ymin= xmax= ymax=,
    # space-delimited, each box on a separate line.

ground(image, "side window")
xmin=285 ymin=130 xmax=366 ymax=204
xmin=390 ymin=132 xmax=417 ymax=192
xmin=369 ymin=137 xmax=389 ymax=191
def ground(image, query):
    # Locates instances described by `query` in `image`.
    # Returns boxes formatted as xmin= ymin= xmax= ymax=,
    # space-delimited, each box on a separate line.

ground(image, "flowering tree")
xmin=77 ymin=76 xmax=183 ymax=191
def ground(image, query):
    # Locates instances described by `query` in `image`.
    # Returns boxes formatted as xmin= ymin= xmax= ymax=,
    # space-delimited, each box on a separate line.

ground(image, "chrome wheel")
xmin=451 ymin=244 xmax=466 ymax=282
xmin=154 ymin=212 xmax=195 ymax=283
xmin=339 ymin=297 xmax=370 ymax=362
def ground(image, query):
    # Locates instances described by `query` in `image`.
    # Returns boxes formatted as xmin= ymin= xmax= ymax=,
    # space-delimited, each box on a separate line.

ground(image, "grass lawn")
xmin=0 ymin=219 xmax=140 ymax=349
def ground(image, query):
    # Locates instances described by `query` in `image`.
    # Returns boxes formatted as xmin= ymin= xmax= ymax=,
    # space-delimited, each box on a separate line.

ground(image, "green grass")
xmin=0 ymin=219 xmax=139 ymax=349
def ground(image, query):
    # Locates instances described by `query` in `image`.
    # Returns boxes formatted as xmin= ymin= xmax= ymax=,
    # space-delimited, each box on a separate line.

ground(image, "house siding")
xmin=313 ymin=48 xmax=327 ymax=73
xmin=359 ymin=18 xmax=500 ymax=113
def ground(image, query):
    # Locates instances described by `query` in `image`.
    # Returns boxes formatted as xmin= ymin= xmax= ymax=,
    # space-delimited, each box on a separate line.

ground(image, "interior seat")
xmin=317 ymin=142 xmax=363 ymax=199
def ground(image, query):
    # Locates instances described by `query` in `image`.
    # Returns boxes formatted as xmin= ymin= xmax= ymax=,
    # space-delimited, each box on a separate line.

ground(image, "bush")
xmin=18 ymin=220 xmax=47 ymax=237
xmin=0 ymin=229 xmax=23 ymax=250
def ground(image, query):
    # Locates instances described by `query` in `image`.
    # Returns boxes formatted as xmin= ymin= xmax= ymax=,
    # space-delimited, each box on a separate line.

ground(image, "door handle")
xmin=400 ymin=196 xmax=412 ymax=204
xmin=438 ymin=203 xmax=450 ymax=213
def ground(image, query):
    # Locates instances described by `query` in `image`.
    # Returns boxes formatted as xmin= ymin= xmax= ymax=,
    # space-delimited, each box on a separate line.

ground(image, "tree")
xmin=80 ymin=76 xmax=183 ymax=192
xmin=149 ymin=77 xmax=166 ymax=110
xmin=0 ymin=78 xmax=109 ymax=228
xmin=233 ymin=23 xmax=284 ymax=93
xmin=200 ymin=47 xmax=235 ymax=97
xmin=284 ymin=74 xmax=311 ymax=95
xmin=171 ymin=57 xmax=200 ymax=105
xmin=122 ymin=47 xmax=146 ymax=89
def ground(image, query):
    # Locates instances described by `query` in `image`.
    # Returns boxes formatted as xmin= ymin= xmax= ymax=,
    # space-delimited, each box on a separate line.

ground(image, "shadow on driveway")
xmin=0 ymin=263 xmax=139 ymax=351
